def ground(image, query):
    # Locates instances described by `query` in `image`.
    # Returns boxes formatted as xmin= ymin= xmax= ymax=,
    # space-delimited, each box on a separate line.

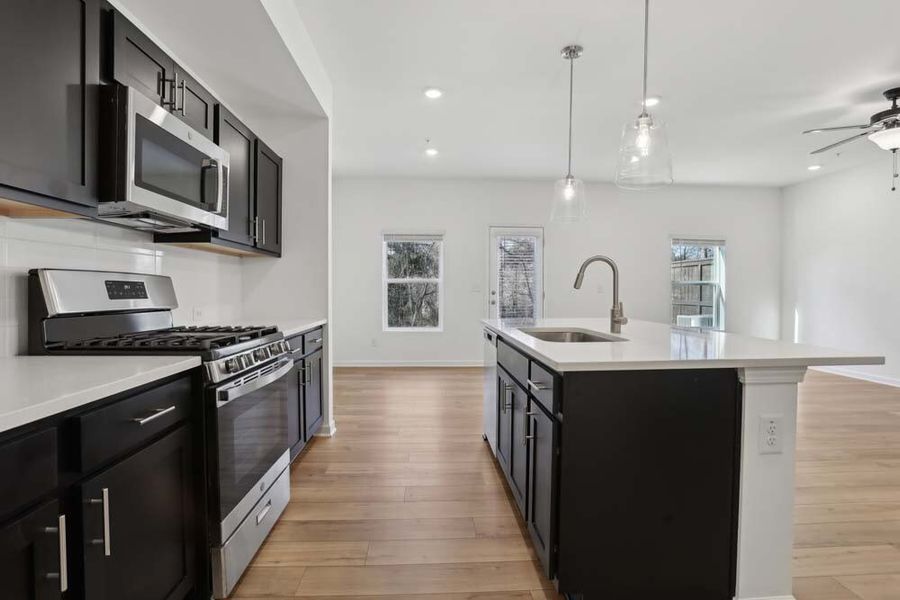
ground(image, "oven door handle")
xmin=216 ymin=359 xmax=292 ymax=407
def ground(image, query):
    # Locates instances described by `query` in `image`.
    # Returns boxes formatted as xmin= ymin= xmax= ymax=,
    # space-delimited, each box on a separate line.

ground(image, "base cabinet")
xmin=497 ymin=367 xmax=527 ymax=515
xmin=303 ymin=350 xmax=324 ymax=441
xmin=526 ymin=399 xmax=558 ymax=578
xmin=0 ymin=500 xmax=64 ymax=600
xmin=0 ymin=372 xmax=201 ymax=600
xmin=81 ymin=426 xmax=195 ymax=600
xmin=288 ymin=330 xmax=326 ymax=462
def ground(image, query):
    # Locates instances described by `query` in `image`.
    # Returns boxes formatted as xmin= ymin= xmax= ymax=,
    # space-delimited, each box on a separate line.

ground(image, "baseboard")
xmin=813 ymin=365 xmax=900 ymax=388
xmin=334 ymin=360 xmax=484 ymax=368
xmin=314 ymin=420 xmax=337 ymax=437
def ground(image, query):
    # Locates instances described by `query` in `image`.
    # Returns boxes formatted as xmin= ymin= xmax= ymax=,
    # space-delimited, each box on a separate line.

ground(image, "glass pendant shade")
xmin=615 ymin=114 xmax=673 ymax=190
xmin=551 ymin=176 xmax=586 ymax=222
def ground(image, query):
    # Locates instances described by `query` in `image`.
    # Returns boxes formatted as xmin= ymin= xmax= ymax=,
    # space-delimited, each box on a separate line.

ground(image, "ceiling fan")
xmin=803 ymin=87 xmax=900 ymax=191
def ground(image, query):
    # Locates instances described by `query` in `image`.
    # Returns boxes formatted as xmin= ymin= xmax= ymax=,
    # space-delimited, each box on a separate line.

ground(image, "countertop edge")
xmin=0 ymin=356 xmax=201 ymax=435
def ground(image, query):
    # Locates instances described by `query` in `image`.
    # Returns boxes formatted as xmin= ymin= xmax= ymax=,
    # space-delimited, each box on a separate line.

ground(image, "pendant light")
xmin=551 ymin=45 xmax=587 ymax=222
xmin=615 ymin=0 xmax=673 ymax=190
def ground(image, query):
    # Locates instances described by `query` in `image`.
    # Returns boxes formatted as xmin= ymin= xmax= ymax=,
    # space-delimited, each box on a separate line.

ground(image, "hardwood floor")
xmin=233 ymin=367 xmax=900 ymax=599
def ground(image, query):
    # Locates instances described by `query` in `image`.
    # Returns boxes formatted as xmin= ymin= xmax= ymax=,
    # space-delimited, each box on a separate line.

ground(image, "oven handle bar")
xmin=216 ymin=358 xmax=292 ymax=407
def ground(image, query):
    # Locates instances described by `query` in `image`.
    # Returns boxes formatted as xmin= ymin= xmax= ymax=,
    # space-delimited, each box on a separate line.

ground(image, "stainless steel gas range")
xmin=28 ymin=268 xmax=291 ymax=598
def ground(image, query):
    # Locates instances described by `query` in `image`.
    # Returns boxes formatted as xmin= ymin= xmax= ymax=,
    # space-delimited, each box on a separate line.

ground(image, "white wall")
xmin=0 ymin=217 xmax=243 ymax=356
xmin=333 ymin=177 xmax=783 ymax=366
xmin=782 ymin=160 xmax=900 ymax=385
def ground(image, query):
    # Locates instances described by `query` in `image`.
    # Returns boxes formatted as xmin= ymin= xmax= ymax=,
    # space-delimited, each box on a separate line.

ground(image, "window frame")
xmin=382 ymin=234 xmax=444 ymax=332
xmin=669 ymin=237 xmax=726 ymax=331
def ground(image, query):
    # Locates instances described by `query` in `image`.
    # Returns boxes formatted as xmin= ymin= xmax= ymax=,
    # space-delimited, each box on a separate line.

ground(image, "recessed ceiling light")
xmin=644 ymin=96 xmax=661 ymax=107
xmin=807 ymin=164 xmax=822 ymax=171
xmin=425 ymin=148 xmax=439 ymax=157
xmin=424 ymin=88 xmax=443 ymax=99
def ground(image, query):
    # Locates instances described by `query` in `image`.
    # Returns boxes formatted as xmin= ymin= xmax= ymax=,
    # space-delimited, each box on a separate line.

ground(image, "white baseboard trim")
xmin=813 ymin=365 xmax=900 ymax=388
xmin=334 ymin=360 xmax=484 ymax=368
xmin=314 ymin=420 xmax=337 ymax=437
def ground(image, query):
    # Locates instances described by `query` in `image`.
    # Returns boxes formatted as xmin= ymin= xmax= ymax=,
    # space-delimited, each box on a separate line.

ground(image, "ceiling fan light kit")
xmin=615 ymin=0 xmax=673 ymax=190
xmin=550 ymin=44 xmax=588 ymax=223
xmin=804 ymin=87 xmax=900 ymax=191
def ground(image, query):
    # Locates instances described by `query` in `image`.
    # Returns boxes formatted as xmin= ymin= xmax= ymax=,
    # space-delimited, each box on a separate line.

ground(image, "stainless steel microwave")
xmin=98 ymin=84 xmax=229 ymax=233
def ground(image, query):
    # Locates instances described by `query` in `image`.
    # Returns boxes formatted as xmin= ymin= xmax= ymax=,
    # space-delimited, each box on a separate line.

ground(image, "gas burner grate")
xmin=51 ymin=325 xmax=278 ymax=353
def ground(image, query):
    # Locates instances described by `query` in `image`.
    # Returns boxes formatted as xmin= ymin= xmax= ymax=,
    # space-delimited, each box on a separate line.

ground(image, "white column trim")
xmin=734 ymin=366 xmax=803 ymax=600
xmin=738 ymin=366 xmax=807 ymax=385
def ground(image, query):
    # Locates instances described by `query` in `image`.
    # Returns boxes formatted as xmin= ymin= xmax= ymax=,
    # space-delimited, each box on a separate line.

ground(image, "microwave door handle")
xmin=201 ymin=158 xmax=227 ymax=218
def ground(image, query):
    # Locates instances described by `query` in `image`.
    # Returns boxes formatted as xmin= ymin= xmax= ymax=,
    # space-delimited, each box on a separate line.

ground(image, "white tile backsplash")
xmin=0 ymin=216 xmax=243 ymax=356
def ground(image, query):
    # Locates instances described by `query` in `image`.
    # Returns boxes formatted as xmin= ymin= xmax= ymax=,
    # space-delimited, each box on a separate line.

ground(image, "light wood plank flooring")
xmin=233 ymin=367 xmax=900 ymax=599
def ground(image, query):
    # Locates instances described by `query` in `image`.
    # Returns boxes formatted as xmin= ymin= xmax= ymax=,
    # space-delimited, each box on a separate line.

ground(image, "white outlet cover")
xmin=758 ymin=414 xmax=784 ymax=454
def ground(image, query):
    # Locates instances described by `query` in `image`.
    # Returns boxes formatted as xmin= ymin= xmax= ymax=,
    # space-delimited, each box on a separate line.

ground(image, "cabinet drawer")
xmin=0 ymin=428 xmax=57 ymax=520
xmin=303 ymin=328 xmax=324 ymax=354
xmin=497 ymin=338 xmax=528 ymax=387
xmin=528 ymin=361 xmax=559 ymax=414
xmin=77 ymin=376 xmax=192 ymax=473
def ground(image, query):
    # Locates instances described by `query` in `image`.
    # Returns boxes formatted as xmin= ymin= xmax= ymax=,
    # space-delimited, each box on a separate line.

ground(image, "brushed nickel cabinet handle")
xmin=256 ymin=500 xmax=273 ymax=525
xmin=262 ymin=219 xmax=267 ymax=245
xmin=312 ymin=337 xmax=323 ymax=344
xmin=527 ymin=380 xmax=549 ymax=393
xmin=132 ymin=405 xmax=176 ymax=426
xmin=89 ymin=488 xmax=111 ymax=556
xmin=43 ymin=514 xmax=68 ymax=591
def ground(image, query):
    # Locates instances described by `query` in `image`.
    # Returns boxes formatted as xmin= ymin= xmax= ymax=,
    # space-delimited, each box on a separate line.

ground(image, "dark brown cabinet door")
xmin=527 ymin=400 xmax=558 ymax=578
xmin=255 ymin=139 xmax=283 ymax=255
xmin=303 ymin=350 xmax=324 ymax=440
xmin=215 ymin=106 xmax=255 ymax=246
xmin=0 ymin=500 xmax=65 ymax=600
xmin=0 ymin=0 xmax=99 ymax=207
xmin=111 ymin=11 xmax=175 ymax=108
xmin=175 ymin=68 xmax=215 ymax=139
xmin=509 ymin=378 xmax=528 ymax=515
xmin=81 ymin=426 xmax=195 ymax=600
xmin=288 ymin=360 xmax=305 ymax=460
xmin=496 ymin=369 xmax=513 ymax=476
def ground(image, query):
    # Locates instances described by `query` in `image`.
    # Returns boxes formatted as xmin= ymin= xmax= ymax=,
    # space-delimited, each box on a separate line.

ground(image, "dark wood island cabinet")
xmin=491 ymin=335 xmax=741 ymax=600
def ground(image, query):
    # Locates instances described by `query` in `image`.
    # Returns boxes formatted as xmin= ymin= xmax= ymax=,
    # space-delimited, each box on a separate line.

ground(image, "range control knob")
xmin=254 ymin=348 xmax=269 ymax=361
xmin=269 ymin=343 xmax=283 ymax=356
xmin=225 ymin=358 xmax=241 ymax=373
xmin=241 ymin=354 xmax=255 ymax=369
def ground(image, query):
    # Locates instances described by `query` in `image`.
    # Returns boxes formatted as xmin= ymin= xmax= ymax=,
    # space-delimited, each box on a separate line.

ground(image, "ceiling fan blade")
xmin=810 ymin=130 xmax=873 ymax=154
xmin=803 ymin=124 xmax=872 ymax=134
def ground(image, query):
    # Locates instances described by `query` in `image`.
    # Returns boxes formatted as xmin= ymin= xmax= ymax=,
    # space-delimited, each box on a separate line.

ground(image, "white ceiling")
xmin=294 ymin=0 xmax=900 ymax=186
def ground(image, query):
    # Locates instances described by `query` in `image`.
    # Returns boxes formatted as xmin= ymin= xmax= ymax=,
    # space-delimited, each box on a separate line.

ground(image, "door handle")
xmin=43 ymin=514 xmax=68 ymax=592
xmin=89 ymin=488 xmax=111 ymax=556
xmin=256 ymin=499 xmax=273 ymax=525
xmin=527 ymin=380 xmax=549 ymax=393
xmin=253 ymin=217 xmax=259 ymax=242
xmin=132 ymin=405 xmax=176 ymax=426
xmin=177 ymin=80 xmax=187 ymax=116
xmin=262 ymin=218 xmax=267 ymax=246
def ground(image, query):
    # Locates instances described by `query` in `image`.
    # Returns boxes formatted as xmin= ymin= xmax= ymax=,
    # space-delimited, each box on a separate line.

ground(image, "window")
xmin=671 ymin=238 xmax=725 ymax=329
xmin=383 ymin=234 xmax=443 ymax=331
xmin=489 ymin=227 xmax=543 ymax=320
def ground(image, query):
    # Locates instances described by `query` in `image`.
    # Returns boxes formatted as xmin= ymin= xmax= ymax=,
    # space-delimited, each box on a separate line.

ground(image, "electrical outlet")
xmin=759 ymin=414 xmax=783 ymax=454
xmin=192 ymin=306 xmax=204 ymax=323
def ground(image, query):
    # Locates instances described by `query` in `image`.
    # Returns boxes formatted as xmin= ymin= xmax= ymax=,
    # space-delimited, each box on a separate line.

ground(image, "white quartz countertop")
xmin=0 ymin=356 xmax=201 ymax=434
xmin=483 ymin=318 xmax=885 ymax=372
xmin=235 ymin=317 xmax=326 ymax=339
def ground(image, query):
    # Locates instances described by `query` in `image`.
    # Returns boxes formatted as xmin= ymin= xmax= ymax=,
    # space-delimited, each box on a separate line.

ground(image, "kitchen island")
xmin=482 ymin=318 xmax=884 ymax=600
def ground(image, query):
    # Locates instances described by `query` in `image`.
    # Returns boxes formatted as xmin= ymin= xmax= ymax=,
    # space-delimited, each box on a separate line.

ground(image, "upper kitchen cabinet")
xmin=255 ymin=139 xmax=283 ymax=256
xmin=108 ymin=10 xmax=175 ymax=109
xmin=215 ymin=106 xmax=256 ymax=247
xmin=174 ymin=67 xmax=216 ymax=140
xmin=0 ymin=0 xmax=100 ymax=216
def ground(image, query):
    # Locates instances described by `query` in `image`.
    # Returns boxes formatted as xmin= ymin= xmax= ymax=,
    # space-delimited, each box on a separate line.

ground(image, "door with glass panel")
xmin=489 ymin=228 xmax=544 ymax=320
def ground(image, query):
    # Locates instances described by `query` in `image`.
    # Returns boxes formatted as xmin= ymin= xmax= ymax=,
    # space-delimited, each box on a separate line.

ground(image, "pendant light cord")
xmin=567 ymin=54 xmax=574 ymax=177
xmin=641 ymin=0 xmax=650 ymax=116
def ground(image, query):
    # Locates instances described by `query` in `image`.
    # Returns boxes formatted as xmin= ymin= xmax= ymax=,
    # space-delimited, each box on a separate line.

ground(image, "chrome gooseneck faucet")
xmin=573 ymin=255 xmax=628 ymax=333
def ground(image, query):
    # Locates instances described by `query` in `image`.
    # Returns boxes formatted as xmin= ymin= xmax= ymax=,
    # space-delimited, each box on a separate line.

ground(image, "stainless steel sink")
xmin=519 ymin=328 xmax=626 ymax=343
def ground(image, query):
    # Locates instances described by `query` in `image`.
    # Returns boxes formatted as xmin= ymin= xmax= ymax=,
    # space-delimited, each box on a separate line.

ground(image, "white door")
xmin=489 ymin=227 xmax=544 ymax=320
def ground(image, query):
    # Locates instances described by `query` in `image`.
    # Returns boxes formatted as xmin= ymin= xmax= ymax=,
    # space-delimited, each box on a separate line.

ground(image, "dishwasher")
xmin=482 ymin=328 xmax=498 ymax=455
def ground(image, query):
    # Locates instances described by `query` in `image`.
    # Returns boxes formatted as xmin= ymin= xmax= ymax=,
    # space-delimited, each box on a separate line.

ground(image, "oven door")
xmin=102 ymin=86 xmax=230 ymax=231
xmin=213 ymin=356 xmax=291 ymax=544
